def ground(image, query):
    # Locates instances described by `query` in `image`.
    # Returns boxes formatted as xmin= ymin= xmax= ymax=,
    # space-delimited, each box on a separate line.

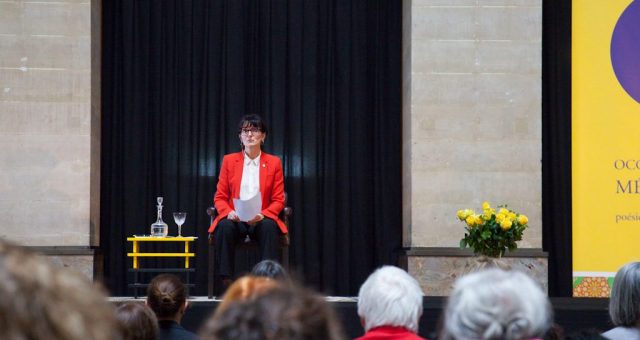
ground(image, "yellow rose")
xmin=465 ymin=215 xmax=476 ymax=227
xmin=508 ymin=212 xmax=517 ymax=221
xmin=474 ymin=215 xmax=485 ymax=226
xmin=482 ymin=201 xmax=491 ymax=210
xmin=496 ymin=213 xmax=505 ymax=223
xmin=458 ymin=209 xmax=474 ymax=221
xmin=500 ymin=219 xmax=513 ymax=230
xmin=517 ymin=214 xmax=529 ymax=225
xmin=499 ymin=208 xmax=509 ymax=215
xmin=482 ymin=209 xmax=493 ymax=220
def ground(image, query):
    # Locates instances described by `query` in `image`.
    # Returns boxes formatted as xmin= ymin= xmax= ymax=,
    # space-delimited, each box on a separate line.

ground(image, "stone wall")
xmin=0 ymin=0 xmax=95 ymax=277
xmin=402 ymin=0 xmax=545 ymax=294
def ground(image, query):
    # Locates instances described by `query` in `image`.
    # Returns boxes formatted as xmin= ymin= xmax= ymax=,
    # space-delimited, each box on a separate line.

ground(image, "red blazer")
xmin=208 ymin=151 xmax=286 ymax=235
xmin=355 ymin=326 xmax=427 ymax=340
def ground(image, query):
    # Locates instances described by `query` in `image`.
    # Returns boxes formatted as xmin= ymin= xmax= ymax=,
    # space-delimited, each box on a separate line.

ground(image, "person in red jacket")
xmin=208 ymin=114 xmax=286 ymax=283
xmin=357 ymin=266 xmax=427 ymax=340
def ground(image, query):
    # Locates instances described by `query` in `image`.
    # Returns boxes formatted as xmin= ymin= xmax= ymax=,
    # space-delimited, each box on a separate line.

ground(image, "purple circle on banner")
xmin=611 ymin=0 xmax=640 ymax=103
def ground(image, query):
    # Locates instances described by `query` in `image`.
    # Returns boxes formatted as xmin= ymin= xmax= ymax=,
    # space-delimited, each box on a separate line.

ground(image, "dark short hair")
xmin=609 ymin=262 xmax=640 ymax=326
xmin=250 ymin=260 xmax=288 ymax=281
xmin=146 ymin=274 xmax=187 ymax=319
xmin=238 ymin=114 xmax=268 ymax=135
xmin=115 ymin=302 xmax=159 ymax=340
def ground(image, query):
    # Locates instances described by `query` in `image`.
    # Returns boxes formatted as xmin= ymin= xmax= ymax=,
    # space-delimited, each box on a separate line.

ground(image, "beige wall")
xmin=0 ymin=1 xmax=93 ymax=260
xmin=403 ymin=0 xmax=543 ymax=249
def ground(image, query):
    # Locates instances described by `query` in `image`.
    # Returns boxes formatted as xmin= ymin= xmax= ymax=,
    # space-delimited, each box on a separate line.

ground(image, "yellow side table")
xmin=127 ymin=236 xmax=198 ymax=297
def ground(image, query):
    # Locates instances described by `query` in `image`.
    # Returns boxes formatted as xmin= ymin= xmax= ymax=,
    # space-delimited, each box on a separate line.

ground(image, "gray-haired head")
xmin=442 ymin=268 xmax=552 ymax=340
xmin=609 ymin=261 xmax=640 ymax=327
xmin=357 ymin=266 xmax=424 ymax=333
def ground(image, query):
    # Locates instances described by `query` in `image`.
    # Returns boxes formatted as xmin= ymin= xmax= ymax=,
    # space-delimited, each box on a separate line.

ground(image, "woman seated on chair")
xmin=208 ymin=114 xmax=287 ymax=284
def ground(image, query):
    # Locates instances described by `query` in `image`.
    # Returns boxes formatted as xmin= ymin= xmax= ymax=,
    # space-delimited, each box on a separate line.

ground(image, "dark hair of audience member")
xmin=250 ymin=259 xmax=289 ymax=280
xmin=0 ymin=239 xmax=122 ymax=340
xmin=201 ymin=284 xmax=346 ymax=340
xmin=115 ymin=302 xmax=159 ymax=340
xmin=146 ymin=273 xmax=187 ymax=319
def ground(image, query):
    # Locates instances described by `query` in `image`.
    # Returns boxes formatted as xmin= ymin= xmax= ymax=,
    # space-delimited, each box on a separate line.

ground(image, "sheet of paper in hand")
xmin=233 ymin=193 xmax=262 ymax=222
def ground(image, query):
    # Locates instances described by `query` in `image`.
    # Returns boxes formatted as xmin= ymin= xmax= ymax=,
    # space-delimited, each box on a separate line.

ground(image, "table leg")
xmin=133 ymin=240 xmax=139 ymax=269
xmin=184 ymin=241 xmax=189 ymax=268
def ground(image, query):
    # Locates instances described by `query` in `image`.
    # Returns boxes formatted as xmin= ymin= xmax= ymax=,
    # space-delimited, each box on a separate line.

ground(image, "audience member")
xmin=441 ymin=268 xmax=552 ymax=340
xmin=251 ymin=259 xmax=289 ymax=281
xmin=147 ymin=273 xmax=197 ymax=340
xmin=602 ymin=261 xmax=640 ymax=340
xmin=201 ymin=283 xmax=346 ymax=340
xmin=0 ymin=238 xmax=122 ymax=340
xmin=115 ymin=302 xmax=159 ymax=340
xmin=356 ymin=265 xmax=426 ymax=339
xmin=213 ymin=275 xmax=279 ymax=317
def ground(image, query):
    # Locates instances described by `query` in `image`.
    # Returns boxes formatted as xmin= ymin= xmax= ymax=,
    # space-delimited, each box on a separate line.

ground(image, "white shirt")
xmin=240 ymin=152 xmax=261 ymax=200
xmin=602 ymin=326 xmax=640 ymax=340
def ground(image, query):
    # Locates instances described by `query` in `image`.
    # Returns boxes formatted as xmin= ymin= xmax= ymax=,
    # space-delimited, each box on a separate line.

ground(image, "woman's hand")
xmin=247 ymin=213 xmax=264 ymax=225
xmin=227 ymin=211 xmax=240 ymax=222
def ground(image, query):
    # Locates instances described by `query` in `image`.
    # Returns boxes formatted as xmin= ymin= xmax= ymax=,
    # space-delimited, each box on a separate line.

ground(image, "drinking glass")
xmin=173 ymin=212 xmax=187 ymax=237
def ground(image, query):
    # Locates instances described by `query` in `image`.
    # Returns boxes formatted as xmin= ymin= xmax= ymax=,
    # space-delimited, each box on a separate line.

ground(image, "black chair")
xmin=207 ymin=194 xmax=292 ymax=298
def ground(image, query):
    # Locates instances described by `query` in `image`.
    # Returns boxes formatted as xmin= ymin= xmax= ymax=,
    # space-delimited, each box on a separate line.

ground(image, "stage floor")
xmin=110 ymin=296 xmax=612 ymax=339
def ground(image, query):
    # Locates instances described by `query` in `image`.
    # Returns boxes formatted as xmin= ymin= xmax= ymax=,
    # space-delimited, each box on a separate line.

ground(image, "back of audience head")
xmin=609 ymin=261 xmax=640 ymax=327
xmin=357 ymin=265 xmax=424 ymax=333
xmin=115 ymin=302 xmax=159 ymax=340
xmin=442 ymin=268 xmax=552 ymax=340
xmin=214 ymin=275 xmax=280 ymax=317
xmin=0 ymin=238 xmax=122 ymax=340
xmin=146 ymin=273 xmax=187 ymax=320
xmin=251 ymin=259 xmax=289 ymax=281
xmin=201 ymin=283 xmax=346 ymax=340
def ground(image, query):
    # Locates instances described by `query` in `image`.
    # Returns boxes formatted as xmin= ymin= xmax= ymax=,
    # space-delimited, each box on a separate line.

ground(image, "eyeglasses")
xmin=240 ymin=127 xmax=262 ymax=135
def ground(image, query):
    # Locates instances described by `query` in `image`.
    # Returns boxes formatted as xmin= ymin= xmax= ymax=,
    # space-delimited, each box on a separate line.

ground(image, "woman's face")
xmin=239 ymin=124 xmax=265 ymax=149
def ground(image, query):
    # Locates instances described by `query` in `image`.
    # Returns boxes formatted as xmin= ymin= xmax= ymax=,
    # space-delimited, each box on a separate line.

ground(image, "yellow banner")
xmin=572 ymin=0 xmax=640 ymax=297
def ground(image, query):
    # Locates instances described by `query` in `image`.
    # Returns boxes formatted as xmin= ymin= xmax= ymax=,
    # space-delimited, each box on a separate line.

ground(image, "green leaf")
xmin=459 ymin=239 xmax=467 ymax=249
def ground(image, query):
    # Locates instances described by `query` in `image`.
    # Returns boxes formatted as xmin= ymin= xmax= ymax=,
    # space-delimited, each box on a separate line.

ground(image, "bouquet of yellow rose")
xmin=457 ymin=201 xmax=528 ymax=258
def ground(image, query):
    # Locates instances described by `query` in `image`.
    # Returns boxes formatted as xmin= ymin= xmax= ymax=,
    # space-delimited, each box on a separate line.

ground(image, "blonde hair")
xmin=0 ymin=239 xmax=122 ymax=340
xmin=214 ymin=276 xmax=279 ymax=317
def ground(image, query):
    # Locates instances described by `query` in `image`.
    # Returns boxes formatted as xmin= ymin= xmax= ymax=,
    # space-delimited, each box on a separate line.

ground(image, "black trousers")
xmin=212 ymin=217 xmax=280 ymax=277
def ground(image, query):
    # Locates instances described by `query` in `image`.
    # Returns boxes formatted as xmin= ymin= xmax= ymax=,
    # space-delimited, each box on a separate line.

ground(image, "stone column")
xmin=0 ymin=0 xmax=98 ymax=278
xmin=402 ymin=0 xmax=546 ymax=295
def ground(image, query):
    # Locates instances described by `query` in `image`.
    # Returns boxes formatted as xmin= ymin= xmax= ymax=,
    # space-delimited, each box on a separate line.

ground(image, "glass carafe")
xmin=150 ymin=197 xmax=169 ymax=237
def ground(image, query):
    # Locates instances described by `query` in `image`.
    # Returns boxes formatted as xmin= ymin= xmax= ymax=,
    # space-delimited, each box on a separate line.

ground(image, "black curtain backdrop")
xmin=542 ymin=0 xmax=573 ymax=297
xmin=101 ymin=0 xmax=402 ymax=296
